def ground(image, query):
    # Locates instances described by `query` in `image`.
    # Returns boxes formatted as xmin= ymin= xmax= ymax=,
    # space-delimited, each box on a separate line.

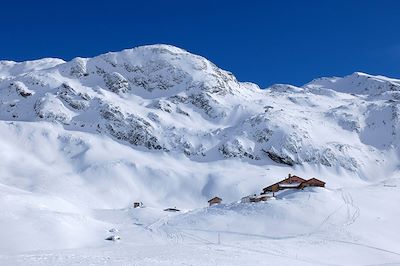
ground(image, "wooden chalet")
xmin=208 ymin=196 xmax=222 ymax=206
xmin=262 ymin=174 xmax=325 ymax=194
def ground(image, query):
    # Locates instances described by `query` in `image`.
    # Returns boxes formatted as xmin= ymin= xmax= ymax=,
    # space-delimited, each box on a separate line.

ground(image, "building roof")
xmin=208 ymin=196 xmax=222 ymax=202
xmin=306 ymin=178 xmax=326 ymax=184
xmin=285 ymin=175 xmax=307 ymax=182
xmin=263 ymin=175 xmax=307 ymax=190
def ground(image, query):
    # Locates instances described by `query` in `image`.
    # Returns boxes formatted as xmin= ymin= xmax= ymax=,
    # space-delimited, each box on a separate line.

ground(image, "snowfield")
xmin=0 ymin=45 xmax=399 ymax=265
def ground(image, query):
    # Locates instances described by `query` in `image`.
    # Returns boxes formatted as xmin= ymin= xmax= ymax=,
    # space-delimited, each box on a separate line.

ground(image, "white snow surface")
xmin=0 ymin=44 xmax=399 ymax=265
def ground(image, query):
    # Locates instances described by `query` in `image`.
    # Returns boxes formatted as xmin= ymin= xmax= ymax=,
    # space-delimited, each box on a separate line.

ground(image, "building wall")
xmin=264 ymin=184 xmax=280 ymax=192
xmin=209 ymin=199 xmax=222 ymax=206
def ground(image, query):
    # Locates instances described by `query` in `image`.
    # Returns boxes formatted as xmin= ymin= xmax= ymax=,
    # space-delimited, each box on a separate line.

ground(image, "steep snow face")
xmin=1 ymin=45 xmax=399 ymax=176
xmin=305 ymin=72 xmax=400 ymax=153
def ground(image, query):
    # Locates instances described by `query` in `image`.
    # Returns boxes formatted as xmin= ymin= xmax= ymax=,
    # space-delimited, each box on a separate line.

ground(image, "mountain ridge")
xmin=1 ymin=44 xmax=399 ymax=176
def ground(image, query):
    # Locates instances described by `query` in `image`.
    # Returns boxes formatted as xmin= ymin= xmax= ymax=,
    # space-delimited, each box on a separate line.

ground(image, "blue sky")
xmin=1 ymin=0 xmax=399 ymax=87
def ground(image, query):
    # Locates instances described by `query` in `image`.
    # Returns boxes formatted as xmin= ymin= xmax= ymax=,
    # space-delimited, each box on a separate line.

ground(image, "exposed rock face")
xmin=0 ymin=44 xmax=399 ymax=172
xmin=103 ymin=72 xmax=131 ymax=94
xmin=58 ymin=83 xmax=90 ymax=110
xmin=10 ymin=81 xmax=33 ymax=98
xmin=99 ymin=103 xmax=163 ymax=150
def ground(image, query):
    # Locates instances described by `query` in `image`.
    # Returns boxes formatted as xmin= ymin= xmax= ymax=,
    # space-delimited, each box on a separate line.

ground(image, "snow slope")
xmin=0 ymin=45 xmax=399 ymax=265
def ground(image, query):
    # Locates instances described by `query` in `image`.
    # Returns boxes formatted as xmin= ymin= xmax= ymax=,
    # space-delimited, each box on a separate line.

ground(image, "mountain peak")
xmin=1 ymin=45 xmax=399 ymax=174
xmin=304 ymin=71 xmax=400 ymax=95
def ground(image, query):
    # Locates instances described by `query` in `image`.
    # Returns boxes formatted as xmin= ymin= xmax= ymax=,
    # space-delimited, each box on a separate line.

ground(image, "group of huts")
xmin=208 ymin=174 xmax=325 ymax=206
xmin=132 ymin=173 xmax=325 ymax=210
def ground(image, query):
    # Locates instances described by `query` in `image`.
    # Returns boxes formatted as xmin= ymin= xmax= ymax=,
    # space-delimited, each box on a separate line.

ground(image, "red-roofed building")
xmin=262 ymin=174 xmax=306 ymax=193
xmin=262 ymin=174 xmax=325 ymax=194
xmin=208 ymin=196 xmax=222 ymax=206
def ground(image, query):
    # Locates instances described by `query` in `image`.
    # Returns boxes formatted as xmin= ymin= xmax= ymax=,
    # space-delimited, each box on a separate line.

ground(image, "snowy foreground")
xmin=1 ymin=45 xmax=400 ymax=265
xmin=1 ymin=180 xmax=400 ymax=266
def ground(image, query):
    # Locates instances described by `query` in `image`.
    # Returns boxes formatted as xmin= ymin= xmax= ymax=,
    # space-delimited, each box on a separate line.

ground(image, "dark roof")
xmin=305 ymin=178 xmax=326 ymax=184
xmin=287 ymin=175 xmax=307 ymax=182
xmin=163 ymin=208 xmax=180 ymax=212
xmin=208 ymin=196 xmax=222 ymax=202
xmin=263 ymin=175 xmax=307 ymax=190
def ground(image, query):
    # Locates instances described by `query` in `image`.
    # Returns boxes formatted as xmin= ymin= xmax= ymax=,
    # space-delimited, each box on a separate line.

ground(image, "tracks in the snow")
xmin=315 ymin=188 xmax=360 ymax=233
xmin=340 ymin=190 xmax=360 ymax=226
xmin=144 ymin=188 xmax=400 ymax=265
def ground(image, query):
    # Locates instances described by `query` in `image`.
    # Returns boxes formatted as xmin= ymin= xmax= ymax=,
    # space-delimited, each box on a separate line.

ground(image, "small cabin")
xmin=133 ymin=202 xmax=143 ymax=208
xmin=208 ymin=196 xmax=222 ymax=206
xmin=163 ymin=207 xmax=180 ymax=212
xmin=105 ymin=235 xmax=121 ymax=241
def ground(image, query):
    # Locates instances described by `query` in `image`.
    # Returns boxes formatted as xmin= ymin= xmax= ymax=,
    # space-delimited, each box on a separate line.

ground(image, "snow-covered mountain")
xmin=1 ymin=45 xmax=399 ymax=173
xmin=1 ymin=45 xmax=400 ymax=265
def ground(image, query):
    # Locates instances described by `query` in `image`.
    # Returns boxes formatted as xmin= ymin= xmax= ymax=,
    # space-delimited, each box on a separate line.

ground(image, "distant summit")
xmin=305 ymin=71 xmax=400 ymax=95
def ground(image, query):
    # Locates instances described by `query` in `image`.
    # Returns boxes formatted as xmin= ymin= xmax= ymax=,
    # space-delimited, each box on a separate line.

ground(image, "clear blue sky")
xmin=1 ymin=0 xmax=399 ymax=87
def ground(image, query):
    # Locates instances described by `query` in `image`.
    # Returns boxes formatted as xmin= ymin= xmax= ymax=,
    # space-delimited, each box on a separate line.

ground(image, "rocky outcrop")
xmin=99 ymin=103 xmax=162 ymax=150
